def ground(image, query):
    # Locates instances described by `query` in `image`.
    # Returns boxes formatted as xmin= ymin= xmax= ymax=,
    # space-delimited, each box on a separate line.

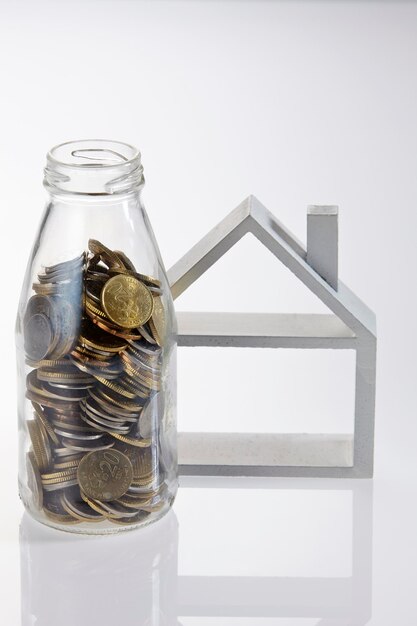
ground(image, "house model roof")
xmin=168 ymin=195 xmax=376 ymax=341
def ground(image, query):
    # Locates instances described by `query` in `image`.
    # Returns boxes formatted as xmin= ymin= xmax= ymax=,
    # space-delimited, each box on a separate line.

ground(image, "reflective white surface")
xmin=0 ymin=0 xmax=416 ymax=623
xmin=1 ymin=471 xmax=415 ymax=625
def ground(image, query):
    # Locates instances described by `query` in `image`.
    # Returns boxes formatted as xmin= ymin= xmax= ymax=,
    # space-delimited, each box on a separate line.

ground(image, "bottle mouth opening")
xmin=44 ymin=140 xmax=144 ymax=195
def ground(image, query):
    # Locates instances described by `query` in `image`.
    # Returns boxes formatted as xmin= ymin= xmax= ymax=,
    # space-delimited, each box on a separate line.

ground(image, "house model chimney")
xmin=307 ymin=205 xmax=338 ymax=290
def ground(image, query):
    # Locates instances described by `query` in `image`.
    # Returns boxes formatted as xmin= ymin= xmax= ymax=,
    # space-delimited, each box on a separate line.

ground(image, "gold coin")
xmin=77 ymin=449 xmax=133 ymax=501
xmin=118 ymin=375 xmax=151 ymax=399
xmin=26 ymin=451 xmax=43 ymax=510
xmin=89 ymin=315 xmax=143 ymax=340
xmin=53 ymin=458 xmax=82 ymax=470
xmin=110 ymin=432 xmax=152 ymax=448
xmin=32 ymin=402 xmax=60 ymax=445
xmin=135 ymin=272 xmax=161 ymax=289
xmin=101 ymin=275 xmax=154 ymax=329
xmin=79 ymin=328 xmax=127 ymax=353
xmin=148 ymin=296 xmax=166 ymax=347
xmin=130 ymin=476 xmax=155 ymax=488
xmin=90 ymin=388 xmax=142 ymax=412
xmin=94 ymin=376 xmax=137 ymax=399
xmin=41 ymin=469 xmax=78 ymax=482
xmin=43 ymin=509 xmax=80 ymax=525
xmin=123 ymin=365 xmax=161 ymax=391
xmin=80 ymin=492 xmax=114 ymax=517
xmin=139 ymin=500 xmax=165 ymax=513
xmin=42 ymin=479 xmax=79 ymax=491
xmin=85 ymin=299 xmax=107 ymax=318
xmin=113 ymin=443 xmax=156 ymax=480
xmin=27 ymin=419 xmax=51 ymax=471
xmin=88 ymin=239 xmax=124 ymax=269
xmin=115 ymin=495 xmax=152 ymax=509
xmin=26 ymin=358 xmax=70 ymax=368
xmin=114 ymin=250 xmax=136 ymax=271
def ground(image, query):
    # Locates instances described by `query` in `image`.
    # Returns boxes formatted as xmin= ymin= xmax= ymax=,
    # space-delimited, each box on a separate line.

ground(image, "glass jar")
xmin=15 ymin=140 xmax=178 ymax=533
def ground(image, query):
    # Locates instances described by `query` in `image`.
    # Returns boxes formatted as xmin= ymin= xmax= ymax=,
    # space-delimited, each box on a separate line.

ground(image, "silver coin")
xmin=61 ymin=492 xmax=103 ymax=520
xmin=54 ymin=447 xmax=86 ymax=458
xmin=137 ymin=325 xmax=157 ymax=344
xmin=123 ymin=351 xmax=161 ymax=376
xmin=80 ymin=406 xmax=131 ymax=433
xmin=128 ymin=340 xmax=162 ymax=357
xmin=24 ymin=313 xmax=53 ymax=362
xmin=80 ymin=413 xmax=130 ymax=435
xmin=43 ymin=253 xmax=85 ymax=275
xmin=88 ymin=390 xmax=141 ymax=419
xmin=82 ymin=399 xmax=135 ymax=424
xmin=91 ymin=499 xmax=139 ymax=519
xmin=139 ymin=393 xmax=164 ymax=439
xmin=61 ymin=439 xmax=115 ymax=452
xmin=54 ymin=427 xmax=104 ymax=441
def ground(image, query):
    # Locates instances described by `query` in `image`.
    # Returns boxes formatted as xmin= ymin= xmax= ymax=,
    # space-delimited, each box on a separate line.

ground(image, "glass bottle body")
xmin=16 ymin=142 xmax=177 ymax=533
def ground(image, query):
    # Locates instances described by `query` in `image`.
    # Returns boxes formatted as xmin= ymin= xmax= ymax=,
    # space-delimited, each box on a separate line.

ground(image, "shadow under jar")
xmin=15 ymin=140 xmax=178 ymax=534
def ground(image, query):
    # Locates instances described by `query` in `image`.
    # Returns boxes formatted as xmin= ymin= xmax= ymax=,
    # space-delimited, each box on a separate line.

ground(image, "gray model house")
xmin=168 ymin=195 xmax=377 ymax=478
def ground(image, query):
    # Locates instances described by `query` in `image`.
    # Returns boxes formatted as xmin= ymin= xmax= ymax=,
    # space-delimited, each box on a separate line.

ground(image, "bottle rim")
xmin=44 ymin=139 xmax=144 ymax=195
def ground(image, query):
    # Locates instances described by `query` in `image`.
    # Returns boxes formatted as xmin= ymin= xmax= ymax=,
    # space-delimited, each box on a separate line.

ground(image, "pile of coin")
xmin=23 ymin=240 xmax=168 ymax=526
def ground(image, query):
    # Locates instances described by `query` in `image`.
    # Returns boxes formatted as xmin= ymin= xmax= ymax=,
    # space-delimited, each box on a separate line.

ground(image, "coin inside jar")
xmin=24 ymin=313 xmax=53 ymax=361
xmin=77 ymin=449 xmax=133 ymax=501
xmin=101 ymin=274 xmax=154 ymax=329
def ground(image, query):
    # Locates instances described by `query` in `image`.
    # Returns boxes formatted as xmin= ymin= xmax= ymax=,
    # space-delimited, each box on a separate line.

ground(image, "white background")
xmin=0 ymin=1 xmax=416 ymax=624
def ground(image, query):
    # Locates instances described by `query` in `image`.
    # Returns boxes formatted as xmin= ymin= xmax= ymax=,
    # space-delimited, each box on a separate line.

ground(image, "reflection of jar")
xmin=16 ymin=140 xmax=178 ymax=533
xmin=20 ymin=509 xmax=178 ymax=625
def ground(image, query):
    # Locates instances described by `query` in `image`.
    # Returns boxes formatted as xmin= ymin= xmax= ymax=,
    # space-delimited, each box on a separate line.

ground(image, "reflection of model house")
xmin=169 ymin=196 xmax=376 ymax=478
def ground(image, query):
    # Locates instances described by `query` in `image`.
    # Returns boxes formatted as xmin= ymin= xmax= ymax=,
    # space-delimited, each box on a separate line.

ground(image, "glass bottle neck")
xmin=43 ymin=140 xmax=144 ymax=196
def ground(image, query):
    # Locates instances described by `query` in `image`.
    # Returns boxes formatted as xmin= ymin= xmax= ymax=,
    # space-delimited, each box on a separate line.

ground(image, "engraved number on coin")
xmin=94 ymin=451 xmax=123 ymax=484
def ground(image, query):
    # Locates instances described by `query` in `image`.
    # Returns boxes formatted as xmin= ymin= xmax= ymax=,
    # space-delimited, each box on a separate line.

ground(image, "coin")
xmin=109 ymin=432 xmax=152 ymax=448
xmin=24 ymin=312 xmax=54 ymax=362
xmin=139 ymin=393 xmax=164 ymax=438
xmin=43 ymin=252 xmax=85 ymax=276
xmin=60 ymin=492 xmax=104 ymax=522
xmin=79 ymin=324 xmax=127 ymax=353
xmin=148 ymin=296 xmax=166 ymax=347
xmin=32 ymin=402 xmax=60 ymax=445
xmin=27 ymin=419 xmax=51 ymax=471
xmin=88 ymin=239 xmax=123 ymax=268
xmin=49 ymin=299 xmax=78 ymax=359
xmin=90 ymin=498 xmax=140 ymax=519
xmin=137 ymin=324 xmax=157 ymax=344
xmin=53 ymin=458 xmax=82 ymax=470
xmin=110 ymin=510 xmax=150 ymax=525
xmin=113 ymin=441 xmax=155 ymax=480
xmin=114 ymin=250 xmax=136 ymax=271
xmin=43 ymin=491 xmax=81 ymax=524
xmin=77 ymin=449 xmax=133 ymax=501
xmin=89 ymin=315 xmax=143 ymax=340
xmin=26 ymin=451 xmax=43 ymax=509
xmin=101 ymin=275 xmax=154 ymax=329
